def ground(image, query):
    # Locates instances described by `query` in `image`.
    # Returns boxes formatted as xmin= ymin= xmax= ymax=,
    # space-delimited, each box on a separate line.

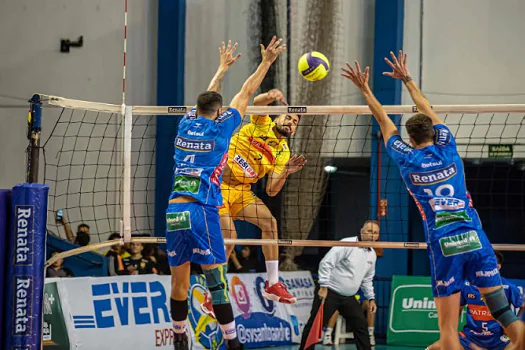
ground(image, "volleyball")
xmin=298 ymin=51 xmax=330 ymax=81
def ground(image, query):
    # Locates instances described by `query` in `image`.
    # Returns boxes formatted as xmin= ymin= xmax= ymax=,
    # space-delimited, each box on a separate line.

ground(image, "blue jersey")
xmin=169 ymin=108 xmax=242 ymax=206
xmin=460 ymin=278 xmax=523 ymax=339
xmin=386 ymin=124 xmax=482 ymax=242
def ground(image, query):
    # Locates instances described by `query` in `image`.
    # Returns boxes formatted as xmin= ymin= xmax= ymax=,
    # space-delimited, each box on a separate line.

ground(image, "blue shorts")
xmin=459 ymin=332 xmax=509 ymax=350
xmin=165 ymin=202 xmax=226 ymax=266
xmin=427 ymin=229 xmax=501 ymax=297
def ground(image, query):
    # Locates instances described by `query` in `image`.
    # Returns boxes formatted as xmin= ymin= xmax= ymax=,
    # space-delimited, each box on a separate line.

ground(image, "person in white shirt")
xmin=299 ymin=220 xmax=379 ymax=350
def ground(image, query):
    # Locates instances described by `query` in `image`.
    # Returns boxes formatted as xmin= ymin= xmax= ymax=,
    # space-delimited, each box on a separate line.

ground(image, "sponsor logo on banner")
xmin=14 ymin=205 xmax=34 ymax=265
xmin=387 ymin=276 xmax=469 ymax=347
xmin=231 ymin=276 xmax=251 ymax=318
xmin=188 ymin=275 xmax=224 ymax=349
xmin=13 ymin=276 xmax=33 ymax=336
xmin=288 ymin=106 xmax=307 ymax=114
xmin=43 ymin=282 xmax=70 ymax=348
xmin=236 ymin=317 xmax=292 ymax=346
xmin=175 ymin=137 xmax=214 ymax=152
xmin=409 ymin=164 xmax=457 ymax=185
xmin=71 ymin=281 xmax=171 ymax=329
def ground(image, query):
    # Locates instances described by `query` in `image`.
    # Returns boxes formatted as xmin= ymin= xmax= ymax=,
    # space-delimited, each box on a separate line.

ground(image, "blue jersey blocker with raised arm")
xmin=386 ymin=124 xmax=501 ymax=297
xmin=166 ymin=108 xmax=242 ymax=266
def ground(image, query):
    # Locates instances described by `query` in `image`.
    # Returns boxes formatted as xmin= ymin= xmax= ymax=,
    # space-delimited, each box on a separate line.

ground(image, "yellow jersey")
xmin=227 ymin=115 xmax=290 ymax=184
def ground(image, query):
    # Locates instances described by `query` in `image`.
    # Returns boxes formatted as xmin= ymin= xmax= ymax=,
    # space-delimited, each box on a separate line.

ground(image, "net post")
xmin=26 ymin=94 xmax=42 ymax=183
xmin=121 ymin=105 xmax=132 ymax=243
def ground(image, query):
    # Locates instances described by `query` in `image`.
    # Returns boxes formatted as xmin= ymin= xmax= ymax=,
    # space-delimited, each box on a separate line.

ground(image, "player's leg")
xmin=201 ymin=263 xmax=242 ymax=349
xmin=220 ymin=213 xmax=237 ymax=259
xmin=468 ymin=234 xmax=525 ymax=348
xmin=195 ymin=205 xmax=243 ymax=349
xmin=170 ymin=263 xmax=191 ymax=349
xmin=427 ymin=241 xmax=464 ymax=350
xmin=361 ymin=299 xmax=376 ymax=345
xmin=434 ymin=293 xmax=462 ymax=350
xmin=236 ymin=199 xmax=296 ymax=303
xmin=166 ymin=202 xmax=194 ymax=349
xmin=219 ymin=183 xmax=238 ymax=259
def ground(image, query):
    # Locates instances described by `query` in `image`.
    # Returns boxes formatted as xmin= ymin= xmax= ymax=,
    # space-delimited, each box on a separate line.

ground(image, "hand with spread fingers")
xmin=341 ymin=60 xmax=370 ymax=90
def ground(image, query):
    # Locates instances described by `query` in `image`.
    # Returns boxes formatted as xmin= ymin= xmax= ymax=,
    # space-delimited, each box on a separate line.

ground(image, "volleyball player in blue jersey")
xmin=341 ymin=50 xmax=524 ymax=350
xmin=167 ymin=37 xmax=285 ymax=350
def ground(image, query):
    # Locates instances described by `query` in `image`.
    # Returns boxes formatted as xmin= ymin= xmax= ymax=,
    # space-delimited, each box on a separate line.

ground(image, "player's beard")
xmin=275 ymin=124 xmax=292 ymax=137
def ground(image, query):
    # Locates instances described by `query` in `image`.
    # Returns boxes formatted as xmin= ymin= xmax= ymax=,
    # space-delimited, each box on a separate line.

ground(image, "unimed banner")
xmin=44 ymin=271 xmax=314 ymax=349
xmin=387 ymin=275 xmax=525 ymax=347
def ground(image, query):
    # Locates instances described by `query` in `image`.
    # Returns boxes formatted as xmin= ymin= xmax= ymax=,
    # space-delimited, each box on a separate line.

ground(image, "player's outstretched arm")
xmin=266 ymin=154 xmax=306 ymax=197
xmin=384 ymin=50 xmax=443 ymax=126
xmin=341 ymin=61 xmax=399 ymax=145
xmin=253 ymin=89 xmax=288 ymax=106
xmin=229 ymin=36 xmax=286 ymax=116
xmin=206 ymin=40 xmax=242 ymax=93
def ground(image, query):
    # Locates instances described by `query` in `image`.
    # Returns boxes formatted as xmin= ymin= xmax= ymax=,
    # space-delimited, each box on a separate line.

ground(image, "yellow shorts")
xmin=219 ymin=183 xmax=259 ymax=218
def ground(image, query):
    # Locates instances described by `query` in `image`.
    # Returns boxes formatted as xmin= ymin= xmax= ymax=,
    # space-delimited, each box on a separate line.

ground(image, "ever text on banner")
xmin=48 ymin=271 xmax=315 ymax=349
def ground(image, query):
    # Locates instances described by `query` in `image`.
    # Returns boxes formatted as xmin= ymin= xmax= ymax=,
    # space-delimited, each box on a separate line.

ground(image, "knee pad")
xmin=204 ymin=264 xmax=230 ymax=305
xmin=484 ymin=287 xmax=518 ymax=328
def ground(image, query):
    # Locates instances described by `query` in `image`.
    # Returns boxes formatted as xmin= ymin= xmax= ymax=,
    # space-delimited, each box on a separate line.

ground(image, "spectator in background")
xmin=106 ymin=233 xmax=127 ymax=276
xmin=55 ymin=210 xmax=91 ymax=246
xmin=123 ymin=241 xmax=158 ymax=275
xmin=46 ymin=251 xmax=73 ymax=277
xmin=142 ymin=242 xmax=170 ymax=275
xmin=229 ymin=246 xmax=258 ymax=273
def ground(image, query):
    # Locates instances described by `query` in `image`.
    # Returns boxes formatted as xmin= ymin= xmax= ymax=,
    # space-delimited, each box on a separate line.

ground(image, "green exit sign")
xmin=488 ymin=144 xmax=513 ymax=158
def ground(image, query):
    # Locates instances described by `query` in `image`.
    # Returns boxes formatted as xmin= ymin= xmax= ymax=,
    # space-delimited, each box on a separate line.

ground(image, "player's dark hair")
xmin=77 ymin=223 xmax=90 ymax=231
xmin=406 ymin=113 xmax=434 ymax=145
xmin=495 ymin=251 xmax=504 ymax=265
xmin=196 ymin=91 xmax=223 ymax=115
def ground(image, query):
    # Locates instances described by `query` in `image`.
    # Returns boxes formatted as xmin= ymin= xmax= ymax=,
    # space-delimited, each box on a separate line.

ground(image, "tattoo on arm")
xmin=402 ymin=76 xmax=413 ymax=83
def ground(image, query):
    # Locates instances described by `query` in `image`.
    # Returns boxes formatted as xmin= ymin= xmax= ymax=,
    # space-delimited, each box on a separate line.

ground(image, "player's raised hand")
xmin=267 ymin=89 xmax=288 ymax=105
xmin=285 ymin=154 xmax=307 ymax=175
xmin=219 ymin=40 xmax=242 ymax=68
xmin=261 ymin=36 xmax=287 ymax=64
xmin=383 ymin=50 xmax=411 ymax=82
xmin=341 ymin=61 xmax=370 ymax=90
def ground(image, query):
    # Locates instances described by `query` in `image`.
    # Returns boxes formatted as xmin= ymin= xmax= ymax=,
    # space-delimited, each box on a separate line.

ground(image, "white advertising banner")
xmin=48 ymin=271 xmax=314 ymax=349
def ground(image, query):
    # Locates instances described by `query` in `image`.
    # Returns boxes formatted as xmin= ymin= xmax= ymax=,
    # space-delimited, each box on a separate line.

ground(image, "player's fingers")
xmin=221 ymin=41 xmax=225 ymax=51
xmin=233 ymin=53 xmax=242 ymax=62
xmin=267 ymin=35 xmax=277 ymax=48
xmin=231 ymin=42 xmax=238 ymax=53
xmin=390 ymin=51 xmax=399 ymax=65
xmin=365 ymin=66 xmax=370 ymax=77
xmin=383 ymin=72 xmax=394 ymax=77
xmin=260 ymin=44 xmax=265 ymax=52
xmin=278 ymin=44 xmax=287 ymax=53
xmin=384 ymin=57 xmax=396 ymax=70
xmin=227 ymin=40 xmax=231 ymax=50
xmin=354 ymin=60 xmax=362 ymax=72
xmin=403 ymin=52 xmax=407 ymax=67
xmin=273 ymin=38 xmax=283 ymax=50
xmin=345 ymin=63 xmax=355 ymax=74
xmin=398 ymin=50 xmax=403 ymax=63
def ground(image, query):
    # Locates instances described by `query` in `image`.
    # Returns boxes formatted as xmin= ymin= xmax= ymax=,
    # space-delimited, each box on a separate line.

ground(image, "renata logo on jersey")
xmin=175 ymin=137 xmax=214 ymax=152
xmin=409 ymin=163 xmax=457 ymax=185
xmin=390 ymin=139 xmax=413 ymax=154
xmin=233 ymin=154 xmax=258 ymax=178
xmin=430 ymin=197 xmax=465 ymax=211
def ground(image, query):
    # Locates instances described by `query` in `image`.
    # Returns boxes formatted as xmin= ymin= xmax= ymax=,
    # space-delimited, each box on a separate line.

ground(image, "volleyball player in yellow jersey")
xmin=201 ymin=89 xmax=306 ymax=316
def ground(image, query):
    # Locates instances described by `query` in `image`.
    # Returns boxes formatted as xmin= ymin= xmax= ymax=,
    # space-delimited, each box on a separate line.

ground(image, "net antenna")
xmin=120 ymin=0 xmax=132 ymax=243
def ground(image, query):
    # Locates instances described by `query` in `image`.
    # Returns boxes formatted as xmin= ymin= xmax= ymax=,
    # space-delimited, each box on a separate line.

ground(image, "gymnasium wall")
xmin=0 ymin=0 xmax=158 ymax=190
